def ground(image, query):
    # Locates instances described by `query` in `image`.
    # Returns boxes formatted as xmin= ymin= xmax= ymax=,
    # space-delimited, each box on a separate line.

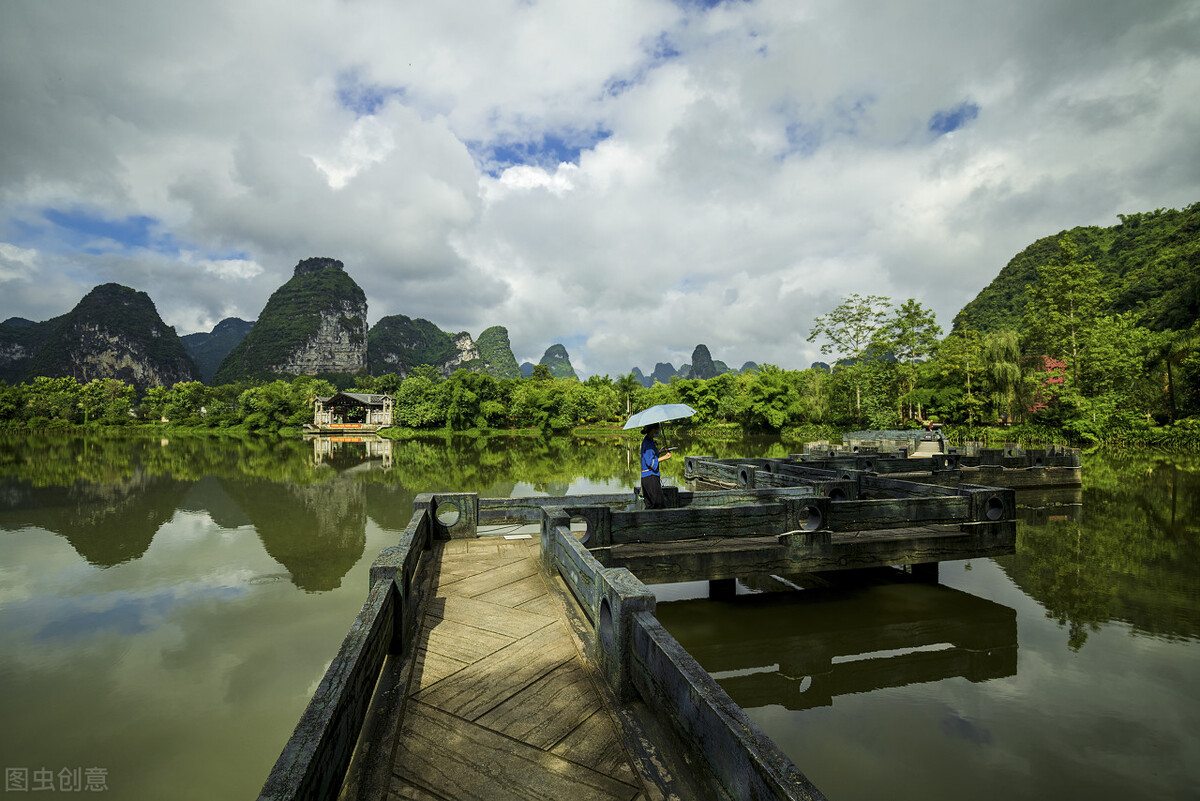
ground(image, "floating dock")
xmin=259 ymin=448 xmax=1037 ymax=800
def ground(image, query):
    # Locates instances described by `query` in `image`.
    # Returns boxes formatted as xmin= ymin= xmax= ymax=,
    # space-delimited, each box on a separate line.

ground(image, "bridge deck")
xmin=387 ymin=535 xmax=645 ymax=801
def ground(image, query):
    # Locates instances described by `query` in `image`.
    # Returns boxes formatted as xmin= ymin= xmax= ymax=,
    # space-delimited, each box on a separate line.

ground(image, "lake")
xmin=0 ymin=431 xmax=1196 ymax=800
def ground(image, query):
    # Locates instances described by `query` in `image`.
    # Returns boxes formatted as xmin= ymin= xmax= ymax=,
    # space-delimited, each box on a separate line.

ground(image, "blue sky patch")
xmin=652 ymin=32 xmax=682 ymax=61
xmin=36 ymin=208 xmax=180 ymax=256
xmin=473 ymin=128 xmax=613 ymax=176
xmin=672 ymin=0 xmax=748 ymax=9
xmin=336 ymin=69 xmax=406 ymax=117
xmin=929 ymin=101 xmax=980 ymax=135
xmin=10 ymin=207 xmax=250 ymax=264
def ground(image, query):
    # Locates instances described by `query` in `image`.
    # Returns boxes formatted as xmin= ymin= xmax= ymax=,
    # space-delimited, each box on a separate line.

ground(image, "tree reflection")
xmin=997 ymin=452 xmax=1200 ymax=649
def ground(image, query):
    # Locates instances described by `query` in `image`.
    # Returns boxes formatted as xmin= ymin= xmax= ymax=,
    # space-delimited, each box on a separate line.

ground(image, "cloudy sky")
xmin=2 ymin=1 xmax=1198 ymax=378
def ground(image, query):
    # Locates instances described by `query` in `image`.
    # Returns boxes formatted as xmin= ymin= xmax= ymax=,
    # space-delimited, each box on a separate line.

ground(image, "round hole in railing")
xmin=852 ymin=446 xmax=860 ymax=453
xmin=841 ymin=473 xmax=852 ymax=481
xmin=986 ymin=496 xmax=1005 ymax=521
xmin=798 ymin=675 xmax=813 ymax=693
xmin=828 ymin=487 xmax=847 ymax=501
xmin=738 ymin=467 xmax=751 ymax=486
xmin=435 ymin=500 xmax=461 ymax=527
xmin=570 ymin=516 xmax=590 ymax=544
xmin=1034 ymin=456 xmax=1045 ymax=468
xmin=863 ymin=460 xmax=874 ymax=471
xmin=799 ymin=505 xmax=823 ymax=532
xmin=828 ymin=450 xmax=837 ymax=458
xmin=599 ymin=597 xmax=615 ymax=654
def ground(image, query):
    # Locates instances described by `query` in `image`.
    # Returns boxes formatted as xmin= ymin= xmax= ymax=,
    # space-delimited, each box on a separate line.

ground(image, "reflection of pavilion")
xmin=656 ymin=580 xmax=1017 ymax=712
xmin=310 ymin=435 xmax=393 ymax=471
xmin=307 ymin=392 xmax=393 ymax=433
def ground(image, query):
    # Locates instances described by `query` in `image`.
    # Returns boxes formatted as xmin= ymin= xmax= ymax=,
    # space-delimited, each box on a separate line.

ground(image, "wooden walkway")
xmin=388 ymin=535 xmax=645 ymax=801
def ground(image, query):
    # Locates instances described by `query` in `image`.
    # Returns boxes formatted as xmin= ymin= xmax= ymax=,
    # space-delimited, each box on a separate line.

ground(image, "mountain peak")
xmin=293 ymin=257 xmax=345 ymax=277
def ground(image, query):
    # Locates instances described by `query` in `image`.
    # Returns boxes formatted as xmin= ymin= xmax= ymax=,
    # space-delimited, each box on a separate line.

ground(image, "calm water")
xmin=0 ymin=432 xmax=1196 ymax=800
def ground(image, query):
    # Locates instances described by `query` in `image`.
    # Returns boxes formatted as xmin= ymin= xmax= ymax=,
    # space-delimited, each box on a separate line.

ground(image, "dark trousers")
xmin=641 ymin=474 xmax=667 ymax=509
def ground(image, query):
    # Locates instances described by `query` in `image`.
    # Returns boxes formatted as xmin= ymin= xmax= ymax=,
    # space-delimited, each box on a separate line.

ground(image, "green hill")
xmin=181 ymin=318 xmax=254 ymax=383
xmin=0 ymin=315 xmax=65 ymax=383
xmin=539 ymin=344 xmax=578 ymax=379
xmin=214 ymin=258 xmax=367 ymax=383
xmin=26 ymin=283 xmax=199 ymax=391
xmin=476 ymin=325 xmax=521 ymax=378
xmin=368 ymin=315 xmax=479 ymax=376
xmin=953 ymin=202 xmax=1200 ymax=334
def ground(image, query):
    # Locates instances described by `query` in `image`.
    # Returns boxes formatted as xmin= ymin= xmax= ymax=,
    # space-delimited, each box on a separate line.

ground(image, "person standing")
xmin=640 ymin=423 xmax=672 ymax=509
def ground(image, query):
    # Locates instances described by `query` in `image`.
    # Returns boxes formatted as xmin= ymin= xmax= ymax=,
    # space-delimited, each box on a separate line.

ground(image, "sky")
xmin=2 ymin=0 xmax=1199 ymax=379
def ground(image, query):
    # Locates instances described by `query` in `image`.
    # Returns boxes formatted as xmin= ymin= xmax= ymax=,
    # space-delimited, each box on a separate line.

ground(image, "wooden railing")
xmin=540 ymin=509 xmax=828 ymax=801
xmin=257 ymin=496 xmax=440 ymax=801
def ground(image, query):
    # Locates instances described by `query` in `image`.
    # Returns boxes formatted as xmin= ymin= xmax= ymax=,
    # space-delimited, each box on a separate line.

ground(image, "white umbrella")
xmin=622 ymin=403 xmax=697 ymax=430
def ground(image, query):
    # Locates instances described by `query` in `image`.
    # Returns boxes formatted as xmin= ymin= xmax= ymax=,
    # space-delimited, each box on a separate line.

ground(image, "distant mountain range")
xmin=5 ymin=200 xmax=1193 ymax=391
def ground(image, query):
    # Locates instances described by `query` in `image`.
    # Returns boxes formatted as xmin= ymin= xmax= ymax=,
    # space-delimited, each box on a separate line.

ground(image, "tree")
xmin=808 ymin=294 xmax=893 ymax=420
xmin=1148 ymin=325 xmax=1200 ymax=422
xmin=884 ymin=299 xmax=942 ymax=420
xmin=615 ymin=373 xmax=641 ymax=417
xmin=1022 ymin=235 xmax=1108 ymax=388
xmin=932 ymin=329 xmax=984 ymax=424
xmin=808 ymin=294 xmax=893 ymax=360
xmin=983 ymin=330 xmax=1022 ymax=424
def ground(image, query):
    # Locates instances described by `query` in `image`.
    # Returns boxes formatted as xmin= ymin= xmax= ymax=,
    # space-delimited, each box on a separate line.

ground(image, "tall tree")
xmin=1147 ymin=325 xmax=1200 ymax=422
xmin=884 ymin=299 xmax=942 ymax=420
xmin=934 ymin=329 xmax=984 ymax=424
xmin=1022 ymin=235 xmax=1108 ymax=388
xmin=983 ymin=330 xmax=1023 ymax=424
xmin=615 ymin=373 xmax=640 ymax=416
xmin=808 ymin=294 xmax=893 ymax=420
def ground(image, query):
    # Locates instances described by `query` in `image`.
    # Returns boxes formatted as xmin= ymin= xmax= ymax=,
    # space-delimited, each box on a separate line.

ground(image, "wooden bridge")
xmin=258 ymin=450 xmax=1034 ymax=800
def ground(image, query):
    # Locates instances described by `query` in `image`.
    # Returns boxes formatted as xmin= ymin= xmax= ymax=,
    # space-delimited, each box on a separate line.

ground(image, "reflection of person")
xmin=640 ymin=423 xmax=672 ymax=509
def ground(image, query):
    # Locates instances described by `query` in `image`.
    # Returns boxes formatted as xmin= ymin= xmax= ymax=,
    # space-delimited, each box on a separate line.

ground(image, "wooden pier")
xmin=259 ymin=454 xmax=1032 ymax=800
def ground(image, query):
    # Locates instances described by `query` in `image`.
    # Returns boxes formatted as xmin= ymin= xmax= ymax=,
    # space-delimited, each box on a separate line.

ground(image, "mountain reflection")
xmin=219 ymin=476 xmax=366 ymax=593
xmin=0 ymin=470 xmax=190 ymax=566
xmin=656 ymin=578 xmax=1018 ymax=711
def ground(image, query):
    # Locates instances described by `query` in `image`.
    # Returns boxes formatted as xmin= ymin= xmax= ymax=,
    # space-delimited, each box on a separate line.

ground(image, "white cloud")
xmin=309 ymin=116 xmax=397 ymax=190
xmin=0 ymin=242 xmax=38 ymax=282
xmin=0 ymin=0 xmax=1197 ymax=372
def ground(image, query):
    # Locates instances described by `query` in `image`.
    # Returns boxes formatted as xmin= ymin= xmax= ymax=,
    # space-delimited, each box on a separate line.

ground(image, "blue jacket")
xmin=641 ymin=436 xmax=660 ymax=478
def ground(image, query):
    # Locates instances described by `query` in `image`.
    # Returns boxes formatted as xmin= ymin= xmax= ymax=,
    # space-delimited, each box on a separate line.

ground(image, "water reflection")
xmin=310 ymin=434 xmax=393 ymax=471
xmin=656 ymin=577 xmax=1017 ymax=711
xmin=0 ymin=471 xmax=190 ymax=566
xmin=997 ymin=452 xmax=1200 ymax=649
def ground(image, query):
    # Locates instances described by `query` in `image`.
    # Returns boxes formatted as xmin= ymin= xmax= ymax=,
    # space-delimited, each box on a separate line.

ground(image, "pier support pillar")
xmin=708 ymin=578 xmax=737 ymax=600
xmin=910 ymin=562 xmax=939 ymax=583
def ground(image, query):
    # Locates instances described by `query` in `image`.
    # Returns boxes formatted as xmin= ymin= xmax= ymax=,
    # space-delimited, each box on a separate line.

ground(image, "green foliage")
xmin=954 ymin=202 xmax=1200 ymax=335
xmin=475 ymin=326 xmax=522 ymax=379
xmin=538 ymin=344 xmax=578 ymax=380
xmin=367 ymin=314 xmax=459 ymax=377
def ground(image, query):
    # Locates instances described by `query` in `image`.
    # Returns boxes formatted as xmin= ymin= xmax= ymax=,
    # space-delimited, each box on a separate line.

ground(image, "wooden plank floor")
xmin=389 ymin=536 xmax=645 ymax=801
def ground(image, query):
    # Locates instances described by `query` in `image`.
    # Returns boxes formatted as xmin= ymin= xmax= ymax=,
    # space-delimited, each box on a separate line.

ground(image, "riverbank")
xmin=6 ymin=417 xmax=1200 ymax=451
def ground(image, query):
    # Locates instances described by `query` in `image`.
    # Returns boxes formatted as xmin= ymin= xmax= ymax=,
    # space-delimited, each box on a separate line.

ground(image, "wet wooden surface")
xmin=390 ymin=536 xmax=644 ymax=801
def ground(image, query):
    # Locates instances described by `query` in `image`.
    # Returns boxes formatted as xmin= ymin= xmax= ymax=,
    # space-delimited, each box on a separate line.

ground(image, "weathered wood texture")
xmin=598 ymin=523 xmax=1017 ymax=584
xmin=630 ymin=612 xmax=828 ymax=801
xmin=390 ymin=536 xmax=645 ymax=801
